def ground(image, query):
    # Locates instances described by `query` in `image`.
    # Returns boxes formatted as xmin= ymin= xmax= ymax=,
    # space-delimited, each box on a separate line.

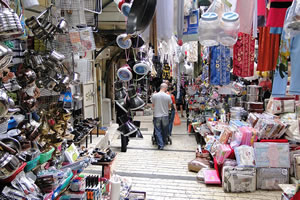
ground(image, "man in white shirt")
xmin=152 ymin=83 xmax=172 ymax=150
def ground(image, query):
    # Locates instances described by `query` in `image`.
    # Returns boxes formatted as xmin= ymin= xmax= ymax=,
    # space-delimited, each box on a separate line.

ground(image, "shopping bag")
xmin=174 ymin=112 xmax=181 ymax=126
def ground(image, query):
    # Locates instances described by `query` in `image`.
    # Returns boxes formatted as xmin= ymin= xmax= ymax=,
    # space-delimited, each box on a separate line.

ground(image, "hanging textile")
xmin=233 ymin=33 xmax=255 ymax=78
xmin=235 ymin=0 xmax=255 ymax=35
xmin=266 ymin=0 xmax=293 ymax=28
xmin=257 ymin=0 xmax=266 ymax=27
xmin=156 ymin=0 xmax=174 ymax=41
xmin=272 ymin=11 xmax=290 ymax=97
xmin=210 ymin=45 xmax=231 ymax=86
xmin=257 ymin=27 xmax=280 ymax=71
xmin=289 ymin=32 xmax=300 ymax=95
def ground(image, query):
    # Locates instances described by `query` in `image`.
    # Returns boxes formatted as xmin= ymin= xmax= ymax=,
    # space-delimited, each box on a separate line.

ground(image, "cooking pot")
xmin=49 ymin=50 xmax=65 ymax=62
xmin=126 ymin=0 xmax=157 ymax=35
xmin=0 ymin=89 xmax=10 ymax=118
xmin=117 ymin=64 xmax=132 ymax=82
xmin=57 ymin=19 xmax=68 ymax=33
xmin=72 ymin=72 xmax=81 ymax=83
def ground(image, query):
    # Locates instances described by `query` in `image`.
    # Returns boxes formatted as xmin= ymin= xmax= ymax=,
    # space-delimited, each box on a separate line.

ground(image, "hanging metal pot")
xmin=0 ymin=89 xmax=10 ymax=118
xmin=126 ymin=0 xmax=157 ymax=35
xmin=49 ymin=50 xmax=65 ymax=62
xmin=56 ymin=19 xmax=68 ymax=33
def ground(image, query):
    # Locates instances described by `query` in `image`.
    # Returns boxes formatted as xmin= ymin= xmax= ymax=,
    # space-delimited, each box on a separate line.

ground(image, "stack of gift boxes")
xmin=190 ymin=97 xmax=300 ymax=194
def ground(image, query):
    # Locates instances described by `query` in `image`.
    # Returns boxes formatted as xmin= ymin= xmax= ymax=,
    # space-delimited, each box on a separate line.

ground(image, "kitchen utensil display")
xmin=0 ymin=89 xmax=11 ymax=118
xmin=0 ymin=44 xmax=13 ymax=69
xmin=126 ymin=0 xmax=157 ymax=35
xmin=0 ymin=7 xmax=23 ymax=39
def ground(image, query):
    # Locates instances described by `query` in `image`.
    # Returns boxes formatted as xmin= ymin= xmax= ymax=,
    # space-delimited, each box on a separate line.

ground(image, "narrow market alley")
xmin=85 ymin=115 xmax=282 ymax=200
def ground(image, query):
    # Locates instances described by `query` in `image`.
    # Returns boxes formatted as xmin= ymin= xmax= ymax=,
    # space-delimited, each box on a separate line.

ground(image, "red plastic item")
xmin=2 ymin=162 xmax=26 ymax=183
xmin=260 ymin=139 xmax=289 ymax=143
xmin=213 ymin=157 xmax=222 ymax=184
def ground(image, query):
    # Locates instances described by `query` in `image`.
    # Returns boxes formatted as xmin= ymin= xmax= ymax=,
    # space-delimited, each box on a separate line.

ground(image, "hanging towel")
xmin=266 ymin=0 xmax=293 ymax=28
xmin=257 ymin=27 xmax=280 ymax=71
xmin=210 ymin=45 xmax=231 ymax=86
xmin=233 ymin=33 xmax=255 ymax=78
xmin=289 ymin=33 xmax=300 ymax=95
xmin=236 ymin=0 xmax=255 ymax=35
xmin=257 ymin=0 xmax=266 ymax=27
xmin=272 ymin=8 xmax=290 ymax=97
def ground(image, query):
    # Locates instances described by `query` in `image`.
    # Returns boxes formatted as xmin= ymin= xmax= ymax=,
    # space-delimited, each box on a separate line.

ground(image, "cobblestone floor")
xmin=86 ymin=115 xmax=283 ymax=200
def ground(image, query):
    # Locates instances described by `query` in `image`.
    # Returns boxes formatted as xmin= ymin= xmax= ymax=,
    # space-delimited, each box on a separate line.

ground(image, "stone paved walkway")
xmin=86 ymin=115 xmax=283 ymax=200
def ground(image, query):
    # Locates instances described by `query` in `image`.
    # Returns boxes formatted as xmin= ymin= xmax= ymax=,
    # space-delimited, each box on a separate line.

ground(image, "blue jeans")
xmin=153 ymin=116 xmax=169 ymax=148
xmin=169 ymin=109 xmax=175 ymax=136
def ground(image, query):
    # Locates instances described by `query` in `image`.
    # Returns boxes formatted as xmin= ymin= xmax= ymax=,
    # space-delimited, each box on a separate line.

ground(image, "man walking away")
xmin=152 ymin=83 xmax=172 ymax=150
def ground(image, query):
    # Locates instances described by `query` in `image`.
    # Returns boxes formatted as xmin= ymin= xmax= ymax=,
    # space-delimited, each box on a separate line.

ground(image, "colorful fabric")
xmin=272 ymin=14 xmax=290 ymax=97
xmin=257 ymin=27 xmax=280 ymax=71
xmin=266 ymin=0 xmax=293 ymax=28
xmin=210 ymin=45 xmax=231 ymax=86
xmin=290 ymin=34 xmax=300 ymax=95
xmin=233 ymin=33 xmax=255 ymax=77
xmin=236 ymin=0 xmax=255 ymax=34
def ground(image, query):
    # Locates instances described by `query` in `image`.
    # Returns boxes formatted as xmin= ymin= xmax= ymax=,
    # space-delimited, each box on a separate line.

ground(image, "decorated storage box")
xmin=254 ymin=142 xmax=290 ymax=168
xmin=222 ymin=166 xmax=256 ymax=193
xmin=234 ymin=145 xmax=255 ymax=167
xmin=256 ymin=168 xmax=289 ymax=190
xmin=215 ymin=144 xmax=233 ymax=165
xmin=267 ymin=98 xmax=295 ymax=114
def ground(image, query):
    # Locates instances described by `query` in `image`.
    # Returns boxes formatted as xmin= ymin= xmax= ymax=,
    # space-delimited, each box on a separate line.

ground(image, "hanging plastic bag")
xmin=206 ymin=0 xmax=231 ymax=16
xmin=284 ymin=0 xmax=300 ymax=39
xmin=174 ymin=112 xmax=181 ymax=126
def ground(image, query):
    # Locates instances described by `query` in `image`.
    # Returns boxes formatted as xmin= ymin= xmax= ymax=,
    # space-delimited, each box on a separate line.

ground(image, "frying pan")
xmin=126 ymin=0 xmax=157 ymax=35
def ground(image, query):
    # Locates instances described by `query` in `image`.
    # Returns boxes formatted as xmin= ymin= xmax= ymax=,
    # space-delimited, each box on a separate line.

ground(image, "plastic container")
xmin=24 ymin=155 xmax=40 ymax=172
xmin=199 ymin=12 xmax=220 ymax=46
xmin=39 ymin=148 xmax=55 ymax=164
xmin=219 ymin=12 xmax=240 ymax=46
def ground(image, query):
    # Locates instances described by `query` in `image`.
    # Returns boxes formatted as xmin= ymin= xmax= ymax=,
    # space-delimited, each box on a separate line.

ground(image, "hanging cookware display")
xmin=133 ymin=61 xmax=149 ymax=75
xmin=0 ymin=89 xmax=10 ymax=118
xmin=127 ymin=86 xmax=145 ymax=110
xmin=126 ymin=0 xmax=157 ymax=35
xmin=117 ymin=114 xmax=138 ymax=136
xmin=117 ymin=64 xmax=133 ymax=82
xmin=0 ymin=7 xmax=23 ymax=39
xmin=131 ymin=35 xmax=145 ymax=48
xmin=116 ymin=33 xmax=132 ymax=49
xmin=16 ymin=68 xmax=37 ymax=88
xmin=25 ymin=5 xmax=60 ymax=40
xmin=115 ymin=81 xmax=127 ymax=100
xmin=0 ymin=44 xmax=13 ymax=70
